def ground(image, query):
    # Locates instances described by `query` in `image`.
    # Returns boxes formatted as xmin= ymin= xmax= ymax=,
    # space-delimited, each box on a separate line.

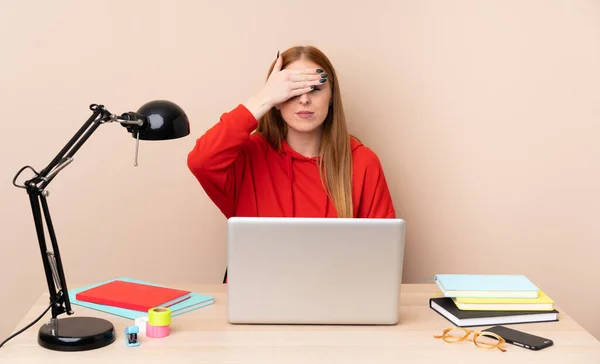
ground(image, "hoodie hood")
xmin=280 ymin=137 xmax=363 ymax=216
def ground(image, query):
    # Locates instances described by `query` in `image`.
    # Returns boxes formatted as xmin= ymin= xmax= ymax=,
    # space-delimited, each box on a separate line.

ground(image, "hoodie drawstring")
xmin=287 ymin=153 xmax=294 ymax=217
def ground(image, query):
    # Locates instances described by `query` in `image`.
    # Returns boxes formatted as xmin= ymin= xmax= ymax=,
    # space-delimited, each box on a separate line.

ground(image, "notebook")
xmin=68 ymin=277 xmax=215 ymax=320
xmin=434 ymin=274 xmax=539 ymax=298
xmin=452 ymin=290 xmax=555 ymax=311
xmin=429 ymin=297 xmax=559 ymax=327
xmin=76 ymin=279 xmax=191 ymax=312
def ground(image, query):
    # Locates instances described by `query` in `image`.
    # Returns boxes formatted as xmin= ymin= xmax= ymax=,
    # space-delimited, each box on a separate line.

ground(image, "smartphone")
xmin=483 ymin=325 xmax=553 ymax=351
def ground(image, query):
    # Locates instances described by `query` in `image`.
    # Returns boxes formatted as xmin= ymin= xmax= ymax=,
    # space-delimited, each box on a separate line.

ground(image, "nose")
xmin=298 ymin=93 xmax=311 ymax=105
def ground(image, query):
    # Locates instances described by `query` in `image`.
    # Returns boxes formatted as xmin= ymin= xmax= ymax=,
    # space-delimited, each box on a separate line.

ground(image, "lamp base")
xmin=38 ymin=316 xmax=115 ymax=351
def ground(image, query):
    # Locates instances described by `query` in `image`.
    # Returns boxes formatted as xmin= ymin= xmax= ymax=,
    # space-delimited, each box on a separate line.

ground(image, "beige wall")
xmin=1 ymin=0 xmax=599 ymax=343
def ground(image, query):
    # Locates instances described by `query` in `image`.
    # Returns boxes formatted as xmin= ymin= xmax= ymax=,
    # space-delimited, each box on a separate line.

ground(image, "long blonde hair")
xmin=256 ymin=45 xmax=353 ymax=218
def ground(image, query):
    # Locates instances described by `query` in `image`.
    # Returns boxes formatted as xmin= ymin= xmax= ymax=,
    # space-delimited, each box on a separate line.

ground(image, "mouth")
xmin=296 ymin=111 xmax=315 ymax=119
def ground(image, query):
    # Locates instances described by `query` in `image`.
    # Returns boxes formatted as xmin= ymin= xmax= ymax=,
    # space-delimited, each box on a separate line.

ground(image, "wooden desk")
xmin=1 ymin=284 xmax=599 ymax=363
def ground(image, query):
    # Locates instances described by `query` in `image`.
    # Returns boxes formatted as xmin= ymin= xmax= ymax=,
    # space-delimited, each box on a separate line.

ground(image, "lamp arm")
xmin=34 ymin=104 xmax=107 ymax=185
xmin=28 ymin=104 xmax=145 ymax=190
xmin=13 ymin=104 xmax=144 ymax=320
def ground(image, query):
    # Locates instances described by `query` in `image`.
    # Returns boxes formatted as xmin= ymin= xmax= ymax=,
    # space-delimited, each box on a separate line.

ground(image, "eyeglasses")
xmin=434 ymin=328 xmax=507 ymax=352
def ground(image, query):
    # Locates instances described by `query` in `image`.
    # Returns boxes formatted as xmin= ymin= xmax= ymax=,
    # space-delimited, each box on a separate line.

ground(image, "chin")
xmin=288 ymin=121 xmax=324 ymax=134
xmin=287 ymin=114 xmax=324 ymax=129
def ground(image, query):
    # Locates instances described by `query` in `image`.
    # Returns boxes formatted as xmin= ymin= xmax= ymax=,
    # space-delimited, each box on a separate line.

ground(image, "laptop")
xmin=226 ymin=217 xmax=406 ymax=325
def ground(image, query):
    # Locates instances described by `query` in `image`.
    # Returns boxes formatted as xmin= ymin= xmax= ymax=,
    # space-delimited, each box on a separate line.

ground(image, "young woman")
xmin=187 ymin=45 xmax=395 ymax=220
xmin=188 ymin=45 xmax=396 ymax=282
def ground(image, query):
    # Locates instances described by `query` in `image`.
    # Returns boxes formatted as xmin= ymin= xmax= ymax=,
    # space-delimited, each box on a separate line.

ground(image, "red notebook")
xmin=75 ymin=280 xmax=191 ymax=312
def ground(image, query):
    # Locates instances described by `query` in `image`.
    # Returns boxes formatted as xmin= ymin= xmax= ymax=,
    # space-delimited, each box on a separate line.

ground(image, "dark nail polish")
xmin=311 ymin=85 xmax=315 ymax=89
xmin=316 ymin=69 xmax=323 ymax=73
xmin=321 ymin=74 xmax=328 ymax=78
xmin=320 ymin=78 xmax=327 ymax=83
xmin=277 ymin=51 xmax=280 ymax=58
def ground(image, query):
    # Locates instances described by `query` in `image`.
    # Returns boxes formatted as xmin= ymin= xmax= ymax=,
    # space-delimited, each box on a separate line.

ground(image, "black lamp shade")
xmin=135 ymin=100 xmax=190 ymax=140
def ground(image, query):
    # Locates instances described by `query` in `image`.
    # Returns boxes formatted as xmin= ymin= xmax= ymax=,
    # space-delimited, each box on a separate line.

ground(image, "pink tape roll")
xmin=146 ymin=322 xmax=170 ymax=338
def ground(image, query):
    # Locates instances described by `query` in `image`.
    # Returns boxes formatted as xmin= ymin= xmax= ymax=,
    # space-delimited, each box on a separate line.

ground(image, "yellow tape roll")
xmin=148 ymin=307 xmax=171 ymax=326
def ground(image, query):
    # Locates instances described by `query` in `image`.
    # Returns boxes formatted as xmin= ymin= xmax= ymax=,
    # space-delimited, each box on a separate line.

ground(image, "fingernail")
xmin=277 ymin=51 xmax=280 ymax=58
xmin=320 ymin=79 xmax=327 ymax=83
xmin=311 ymin=85 xmax=315 ymax=89
xmin=316 ymin=69 xmax=323 ymax=73
xmin=321 ymin=74 xmax=328 ymax=78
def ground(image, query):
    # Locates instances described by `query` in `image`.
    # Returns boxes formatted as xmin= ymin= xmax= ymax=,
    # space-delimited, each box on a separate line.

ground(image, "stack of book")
xmin=69 ymin=277 xmax=215 ymax=320
xmin=429 ymin=274 xmax=559 ymax=327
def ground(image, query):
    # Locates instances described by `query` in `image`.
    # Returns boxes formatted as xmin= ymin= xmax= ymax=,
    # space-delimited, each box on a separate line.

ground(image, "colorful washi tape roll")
xmin=146 ymin=307 xmax=171 ymax=338
xmin=134 ymin=316 xmax=148 ymax=333
xmin=148 ymin=307 xmax=171 ymax=326
xmin=146 ymin=322 xmax=170 ymax=338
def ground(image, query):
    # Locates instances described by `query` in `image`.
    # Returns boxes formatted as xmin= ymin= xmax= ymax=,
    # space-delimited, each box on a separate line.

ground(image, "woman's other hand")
xmin=243 ymin=52 xmax=325 ymax=120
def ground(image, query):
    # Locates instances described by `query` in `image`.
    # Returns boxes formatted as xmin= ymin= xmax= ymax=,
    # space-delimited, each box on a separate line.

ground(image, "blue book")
xmin=68 ymin=277 xmax=214 ymax=320
xmin=434 ymin=274 xmax=539 ymax=298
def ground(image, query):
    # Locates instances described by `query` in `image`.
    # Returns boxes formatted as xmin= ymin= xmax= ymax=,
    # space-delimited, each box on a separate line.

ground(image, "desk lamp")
xmin=8 ymin=100 xmax=190 ymax=351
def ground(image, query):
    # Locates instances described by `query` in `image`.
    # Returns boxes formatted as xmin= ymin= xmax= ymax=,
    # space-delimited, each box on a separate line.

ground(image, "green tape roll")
xmin=148 ymin=307 xmax=171 ymax=326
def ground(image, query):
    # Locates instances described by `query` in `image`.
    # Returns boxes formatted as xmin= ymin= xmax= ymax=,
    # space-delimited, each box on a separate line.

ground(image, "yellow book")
xmin=452 ymin=290 xmax=555 ymax=311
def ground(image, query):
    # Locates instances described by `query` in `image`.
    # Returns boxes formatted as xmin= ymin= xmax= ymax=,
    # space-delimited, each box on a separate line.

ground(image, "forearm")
xmin=187 ymin=104 xmax=257 ymax=182
xmin=242 ymin=94 xmax=274 ymax=121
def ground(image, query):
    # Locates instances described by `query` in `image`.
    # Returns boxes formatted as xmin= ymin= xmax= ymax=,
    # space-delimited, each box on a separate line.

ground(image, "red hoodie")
xmin=187 ymin=104 xmax=396 ymax=219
